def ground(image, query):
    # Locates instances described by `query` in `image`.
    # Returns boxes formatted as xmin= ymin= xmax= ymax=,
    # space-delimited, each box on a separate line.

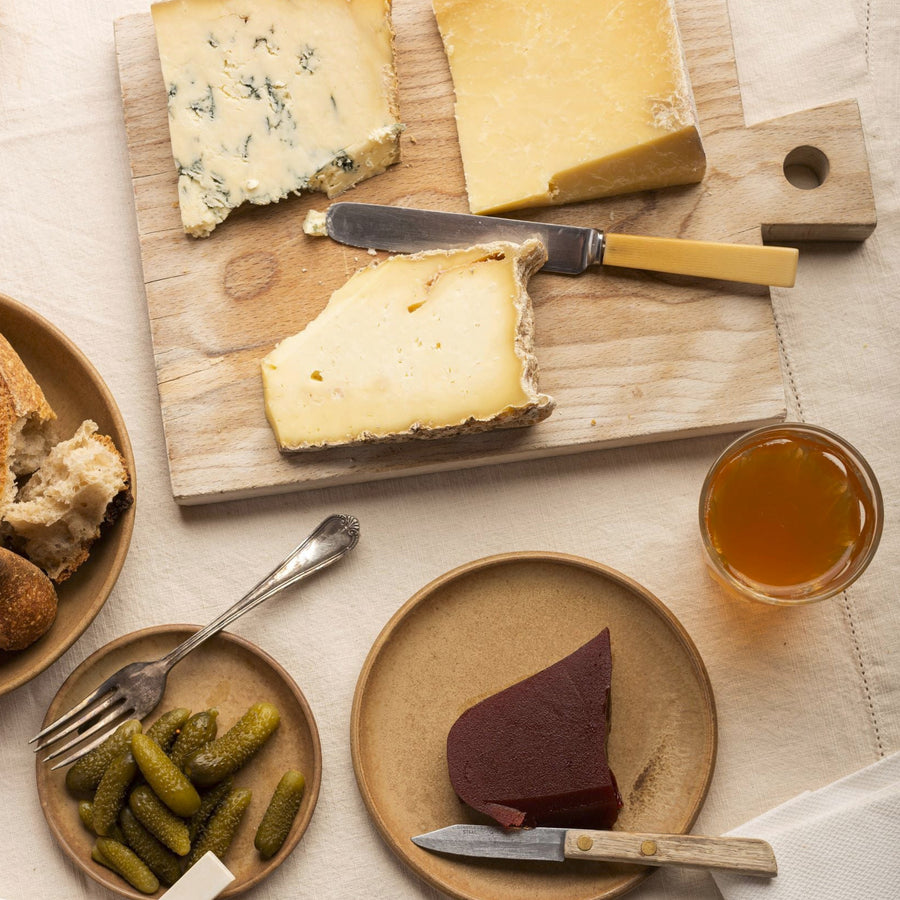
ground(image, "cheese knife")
xmin=320 ymin=202 xmax=798 ymax=287
xmin=411 ymin=824 xmax=778 ymax=877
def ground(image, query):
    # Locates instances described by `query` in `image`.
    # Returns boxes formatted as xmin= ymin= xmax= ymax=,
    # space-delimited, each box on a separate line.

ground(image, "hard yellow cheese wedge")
xmin=151 ymin=0 xmax=402 ymax=236
xmin=261 ymin=241 xmax=555 ymax=451
xmin=432 ymin=0 xmax=706 ymax=214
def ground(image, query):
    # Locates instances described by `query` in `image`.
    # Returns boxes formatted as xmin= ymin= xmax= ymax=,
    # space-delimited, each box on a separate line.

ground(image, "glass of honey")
xmin=699 ymin=423 xmax=883 ymax=605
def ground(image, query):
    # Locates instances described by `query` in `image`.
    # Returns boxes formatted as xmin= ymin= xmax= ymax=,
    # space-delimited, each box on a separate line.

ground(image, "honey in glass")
xmin=699 ymin=424 xmax=882 ymax=604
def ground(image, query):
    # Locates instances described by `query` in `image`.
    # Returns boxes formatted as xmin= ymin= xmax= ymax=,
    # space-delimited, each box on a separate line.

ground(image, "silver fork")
xmin=31 ymin=513 xmax=360 ymax=769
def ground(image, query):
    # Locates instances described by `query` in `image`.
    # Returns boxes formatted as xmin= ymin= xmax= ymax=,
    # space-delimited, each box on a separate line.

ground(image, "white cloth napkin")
xmin=712 ymin=753 xmax=900 ymax=899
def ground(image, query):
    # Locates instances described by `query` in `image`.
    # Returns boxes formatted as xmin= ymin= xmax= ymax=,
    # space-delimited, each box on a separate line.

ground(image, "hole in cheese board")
xmin=783 ymin=145 xmax=830 ymax=189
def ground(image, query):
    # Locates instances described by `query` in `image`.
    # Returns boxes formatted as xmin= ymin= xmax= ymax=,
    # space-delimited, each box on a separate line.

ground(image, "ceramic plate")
xmin=0 ymin=292 xmax=136 ymax=696
xmin=36 ymin=625 xmax=321 ymax=898
xmin=351 ymin=553 xmax=717 ymax=900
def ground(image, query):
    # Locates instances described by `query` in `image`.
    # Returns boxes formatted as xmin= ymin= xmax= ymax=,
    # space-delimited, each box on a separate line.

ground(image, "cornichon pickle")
xmin=78 ymin=800 xmax=95 ymax=831
xmin=131 ymin=732 xmax=201 ymax=817
xmin=78 ymin=801 xmax=124 ymax=842
xmin=129 ymin=784 xmax=191 ymax=856
xmin=188 ymin=777 xmax=233 ymax=842
xmin=145 ymin=707 xmax=191 ymax=752
xmin=119 ymin=807 xmax=183 ymax=887
xmin=185 ymin=702 xmax=280 ymax=787
xmin=254 ymin=769 xmax=306 ymax=859
xmin=93 ymin=837 xmax=159 ymax=894
xmin=64 ymin=719 xmax=141 ymax=798
xmin=92 ymin=750 xmax=138 ymax=837
xmin=188 ymin=787 xmax=252 ymax=866
xmin=169 ymin=708 xmax=218 ymax=770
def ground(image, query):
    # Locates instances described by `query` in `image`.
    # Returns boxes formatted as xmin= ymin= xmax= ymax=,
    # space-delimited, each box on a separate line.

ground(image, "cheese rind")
xmin=432 ymin=0 xmax=706 ymax=214
xmin=261 ymin=240 xmax=554 ymax=451
xmin=151 ymin=0 xmax=402 ymax=236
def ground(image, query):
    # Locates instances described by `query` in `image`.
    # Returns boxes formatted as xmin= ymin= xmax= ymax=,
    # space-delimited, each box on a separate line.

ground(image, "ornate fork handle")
xmin=160 ymin=514 xmax=360 ymax=671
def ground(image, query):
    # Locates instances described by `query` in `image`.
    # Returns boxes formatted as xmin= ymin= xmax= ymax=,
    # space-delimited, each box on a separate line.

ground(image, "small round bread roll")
xmin=0 ymin=546 xmax=58 ymax=651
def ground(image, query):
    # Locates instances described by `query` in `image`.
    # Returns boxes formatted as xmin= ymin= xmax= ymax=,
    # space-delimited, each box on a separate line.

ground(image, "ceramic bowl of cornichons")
xmin=36 ymin=626 xmax=322 ymax=898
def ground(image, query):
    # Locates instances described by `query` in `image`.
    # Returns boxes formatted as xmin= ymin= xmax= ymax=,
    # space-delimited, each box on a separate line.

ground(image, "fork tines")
xmin=30 ymin=675 xmax=133 ymax=769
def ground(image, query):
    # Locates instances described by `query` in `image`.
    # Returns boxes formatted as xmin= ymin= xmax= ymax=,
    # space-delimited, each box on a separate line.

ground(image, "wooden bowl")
xmin=0 ymin=292 xmax=136 ymax=696
xmin=351 ymin=552 xmax=717 ymax=900
xmin=36 ymin=625 xmax=322 ymax=898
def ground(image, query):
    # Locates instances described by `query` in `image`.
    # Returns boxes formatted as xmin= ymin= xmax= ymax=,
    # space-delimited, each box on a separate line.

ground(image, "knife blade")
xmin=322 ymin=202 xmax=798 ymax=287
xmin=411 ymin=824 xmax=777 ymax=877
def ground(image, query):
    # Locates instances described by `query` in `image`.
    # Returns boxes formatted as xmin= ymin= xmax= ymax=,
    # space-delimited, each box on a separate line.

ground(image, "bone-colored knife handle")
xmin=602 ymin=232 xmax=798 ymax=288
xmin=563 ymin=830 xmax=777 ymax=877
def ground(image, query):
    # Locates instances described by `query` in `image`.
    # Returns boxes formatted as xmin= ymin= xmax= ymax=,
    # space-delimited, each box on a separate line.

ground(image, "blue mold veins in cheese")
xmin=151 ymin=0 xmax=403 ymax=236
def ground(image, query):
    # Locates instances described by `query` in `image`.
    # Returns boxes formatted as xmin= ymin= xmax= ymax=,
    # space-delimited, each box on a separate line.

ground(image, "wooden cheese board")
xmin=114 ymin=0 xmax=875 ymax=505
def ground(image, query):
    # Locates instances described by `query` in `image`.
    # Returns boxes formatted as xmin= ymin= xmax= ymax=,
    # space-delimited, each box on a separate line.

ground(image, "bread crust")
xmin=0 ymin=333 xmax=56 ymax=504
xmin=0 ymin=333 xmax=54 ymax=425
xmin=0 ymin=546 xmax=58 ymax=651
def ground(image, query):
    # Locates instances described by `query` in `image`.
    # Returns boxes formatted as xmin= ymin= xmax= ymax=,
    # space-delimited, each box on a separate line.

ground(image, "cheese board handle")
xmin=563 ymin=830 xmax=777 ymax=877
xmin=602 ymin=232 xmax=798 ymax=287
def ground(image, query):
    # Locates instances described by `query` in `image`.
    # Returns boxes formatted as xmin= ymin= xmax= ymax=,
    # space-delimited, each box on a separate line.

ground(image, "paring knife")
xmin=411 ymin=824 xmax=778 ymax=878
xmin=322 ymin=202 xmax=798 ymax=288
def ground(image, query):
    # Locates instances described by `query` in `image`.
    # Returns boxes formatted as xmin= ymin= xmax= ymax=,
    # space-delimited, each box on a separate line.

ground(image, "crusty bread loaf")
xmin=0 ymin=333 xmax=56 ymax=506
xmin=0 ymin=546 xmax=58 ymax=651
xmin=2 ymin=420 xmax=131 ymax=583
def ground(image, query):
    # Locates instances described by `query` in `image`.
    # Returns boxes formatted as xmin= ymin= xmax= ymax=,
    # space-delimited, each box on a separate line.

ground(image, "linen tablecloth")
xmin=0 ymin=0 xmax=897 ymax=897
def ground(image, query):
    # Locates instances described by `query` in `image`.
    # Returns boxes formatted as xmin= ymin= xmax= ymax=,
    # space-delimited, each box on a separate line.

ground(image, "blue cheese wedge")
xmin=261 ymin=240 xmax=555 ymax=451
xmin=151 ymin=0 xmax=402 ymax=237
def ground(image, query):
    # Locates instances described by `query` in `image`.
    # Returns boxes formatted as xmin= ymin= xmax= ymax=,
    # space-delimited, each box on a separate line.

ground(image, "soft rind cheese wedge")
xmin=151 ymin=0 xmax=402 ymax=237
xmin=261 ymin=240 xmax=554 ymax=451
xmin=432 ymin=0 xmax=706 ymax=214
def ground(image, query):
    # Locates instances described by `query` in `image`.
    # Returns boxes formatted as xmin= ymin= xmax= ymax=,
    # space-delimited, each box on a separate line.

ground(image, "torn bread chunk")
xmin=151 ymin=0 xmax=403 ymax=237
xmin=3 ymin=421 xmax=131 ymax=582
xmin=261 ymin=239 xmax=554 ymax=451
xmin=0 ymin=334 xmax=56 ymax=508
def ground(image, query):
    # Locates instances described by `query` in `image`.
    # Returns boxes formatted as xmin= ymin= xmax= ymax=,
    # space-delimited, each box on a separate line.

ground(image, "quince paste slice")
xmin=446 ymin=628 xmax=622 ymax=829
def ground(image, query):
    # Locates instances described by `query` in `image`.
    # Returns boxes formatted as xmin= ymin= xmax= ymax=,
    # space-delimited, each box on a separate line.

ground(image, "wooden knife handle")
xmin=563 ymin=830 xmax=777 ymax=878
xmin=602 ymin=232 xmax=798 ymax=288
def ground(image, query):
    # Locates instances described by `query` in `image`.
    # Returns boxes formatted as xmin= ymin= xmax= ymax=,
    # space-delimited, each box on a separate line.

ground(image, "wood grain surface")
xmin=114 ymin=0 xmax=875 ymax=505
xmin=562 ymin=830 xmax=777 ymax=876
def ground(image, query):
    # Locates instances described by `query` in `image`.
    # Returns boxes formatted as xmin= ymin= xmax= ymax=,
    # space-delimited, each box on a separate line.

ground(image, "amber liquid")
xmin=704 ymin=432 xmax=874 ymax=593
